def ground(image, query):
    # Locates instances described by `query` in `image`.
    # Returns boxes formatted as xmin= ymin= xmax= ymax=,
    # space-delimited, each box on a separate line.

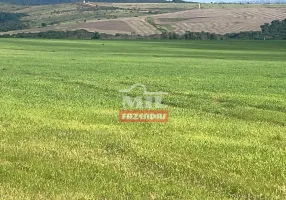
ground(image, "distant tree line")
xmin=260 ymin=19 xmax=286 ymax=39
xmin=0 ymin=12 xmax=26 ymax=22
xmin=225 ymin=19 xmax=286 ymax=40
xmin=0 ymin=12 xmax=29 ymax=32
xmin=1 ymin=19 xmax=285 ymax=40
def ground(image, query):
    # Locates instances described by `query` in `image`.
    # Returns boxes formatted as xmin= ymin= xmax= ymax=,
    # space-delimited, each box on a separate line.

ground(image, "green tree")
xmin=41 ymin=23 xmax=47 ymax=27
xmin=92 ymin=32 xmax=101 ymax=39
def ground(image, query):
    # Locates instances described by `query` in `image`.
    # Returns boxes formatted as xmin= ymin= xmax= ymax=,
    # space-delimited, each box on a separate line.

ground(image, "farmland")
xmin=1 ymin=2 xmax=286 ymax=35
xmin=0 ymin=38 xmax=286 ymax=199
xmin=152 ymin=7 xmax=286 ymax=34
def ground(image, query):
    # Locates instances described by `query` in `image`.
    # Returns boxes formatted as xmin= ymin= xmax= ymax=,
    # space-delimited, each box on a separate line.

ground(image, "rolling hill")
xmin=0 ymin=0 xmax=166 ymax=5
xmin=0 ymin=0 xmax=77 ymax=5
xmin=0 ymin=2 xmax=286 ymax=35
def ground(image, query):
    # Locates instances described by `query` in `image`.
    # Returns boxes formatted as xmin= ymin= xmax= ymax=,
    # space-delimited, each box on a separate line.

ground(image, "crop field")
xmin=0 ymin=38 xmax=286 ymax=199
xmin=2 ymin=3 xmax=286 ymax=36
xmin=152 ymin=7 xmax=286 ymax=34
xmin=61 ymin=6 xmax=286 ymax=35
xmin=0 ymin=2 xmax=200 ymax=29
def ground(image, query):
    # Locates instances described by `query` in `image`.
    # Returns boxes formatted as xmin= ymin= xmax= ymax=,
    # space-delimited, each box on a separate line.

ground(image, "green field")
xmin=0 ymin=39 xmax=286 ymax=199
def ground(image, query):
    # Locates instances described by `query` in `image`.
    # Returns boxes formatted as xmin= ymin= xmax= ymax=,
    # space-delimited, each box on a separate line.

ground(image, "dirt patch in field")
xmin=65 ymin=20 xmax=134 ymax=34
xmin=152 ymin=7 xmax=286 ymax=34
xmin=122 ymin=18 xmax=161 ymax=35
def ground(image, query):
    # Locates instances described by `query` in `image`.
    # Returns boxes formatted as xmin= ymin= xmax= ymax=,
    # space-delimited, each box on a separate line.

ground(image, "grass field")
xmin=0 ymin=39 xmax=286 ymax=199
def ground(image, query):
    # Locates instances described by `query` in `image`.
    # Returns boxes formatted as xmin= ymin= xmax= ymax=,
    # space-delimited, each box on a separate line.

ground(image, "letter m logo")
xmin=122 ymin=96 xmax=143 ymax=109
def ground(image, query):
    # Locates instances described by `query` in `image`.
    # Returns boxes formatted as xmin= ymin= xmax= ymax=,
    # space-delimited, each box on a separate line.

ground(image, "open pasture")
xmin=0 ymin=39 xmax=286 ymax=199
